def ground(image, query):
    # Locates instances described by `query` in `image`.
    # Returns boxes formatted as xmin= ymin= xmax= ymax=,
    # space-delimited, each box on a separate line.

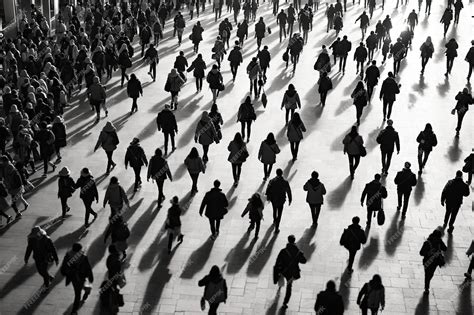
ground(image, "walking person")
xmin=241 ymin=193 xmax=264 ymax=238
xmin=390 ymin=39 xmax=406 ymax=75
xmin=118 ymin=44 xmax=132 ymax=87
xmin=354 ymin=43 xmax=368 ymax=79
xmin=0 ymin=156 xmax=29 ymax=215
xmin=420 ymin=36 xmax=434 ymax=75
xmin=0 ymin=180 xmax=19 ymax=223
xmin=147 ymin=148 xmax=173 ymax=207
xmin=57 ymin=167 xmax=76 ymax=218
xmin=376 ymin=119 xmax=400 ymax=175
xmin=209 ymin=104 xmax=224 ymax=144
xmin=303 ymin=171 xmax=326 ymax=227
xmin=441 ymin=170 xmax=470 ymax=234
xmin=104 ymin=176 xmax=130 ymax=217
xmin=104 ymin=215 xmax=130 ymax=260
xmin=462 ymin=152 xmax=473 ymax=185
xmin=339 ymin=35 xmax=352 ymax=73
xmin=228 ymin=132 xmax=249 ymax=186
xmin=340 ymin=216 xmax=367 ymax=273
xmin=187 ymin=54 xmax=207 ymax=92
xmin=94 ymin=122 xmax=119 ymax=174
xmin=440 ymin=7 xmax=453 ymax=37
xmin=156 ymin=105 xmax=178 ymax=155
xmin=87 ymin=76 xmax=107 ymax=122
xmin=274 ymin=235 xmax=306 ymax=309
xmin=281 ymin=84 xmax=301 ymax=125
xmin=356 ymin=275 xmax=385 ymax=315
xmin=166 ymin=196 xmax=184 ymax=254
xmin=419 ymin=229 xmax=447 ymax=293
xmin=255 ymin=17 xmax=266 ymax=50
xmin=379 ymin=73 xmax=401 ymax=120
xmin=144 ymin=44 xmax=159 ymax=81
xmin=237 ymin=96 xmax=257 ymax=142
xmin=24 ymin=226 xmax=58 ymax=289
xmin=394 ymin=162 xmax=417 ymax=219
xmin=351 ymin=81 xmax=369 ymax=125
xmin=314 ymin=280 xmax=344 ymax=314
xmin=258 ymin=132 xmax=280 ymax=180
xmin=407 ymin=9 xmax=418 ymax=32
xmin=51 ymin=116 xmax=66 ymax=163
xmin=126 ymin=74 xmax=143 ymax=114
xmin=228 ymin=44 xmax=243 ymax=81
xmin=287 ymin=34 xmax=305 ymax=72
xmin=318 ymin=72 xmax=333 ymax=106
xmin=287 ymin=112 xmax=306 ymax=161
xmin=247 ymin=57 xmax=262 ymax=98
xmin=453 ymin=0 xmax=463 ymax=24
xmin=277 ymin=9 xmax=288 ymax=42
xmin=198 ymin=265 xmax=228 ymax=314
xmin=365 ymin=61 xmax=380 ymax=101
xmin=452 ymin=88 xmax=473 ymax=137
xmin=184 ymin=147 xmax=206 ymax=193
xmin=207 ymin=65 xmax=224 ymax=103
xmin=266 ymin=168 xmax=292 ymax=233
xmin=165 ymin=68 xmax=186 ymax=111
xmin=360 ymin=174 xmax=388 ymax=227
xmin=199 ymin=180 xmax=229 ymax=239
xmin=466 ymin=41 xmax=474 ymax=81
xmin=125 ymin=138 xmax=148 ymax=192
xmin=416 ymin=123 xmax=437 ymax=174
xmin=444 ymin=38 xmax=458 ymax=76
xmin=355 ymin=11 xmax=370 ymax=39
xmin=35 ymin=122 xmax=56 ymax=176
xmin=60 ymin=243 xmax=93 ymax=315
xmin=195 ymin=111 xmax=219 ymax=162
xmin=74 ymin=168 xmax=99 ymax=227
xmin=343 ymin=126 xmax=365 ymax=179
xmin=366 ymin=31 xmax=377 ymax=61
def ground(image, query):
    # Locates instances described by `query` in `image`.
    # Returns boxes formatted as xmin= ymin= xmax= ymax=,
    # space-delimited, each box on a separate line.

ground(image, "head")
xmin=430 ymin=229 xmax=442 ymax=239
xmin=456 ymin=170 xmax=463 ymax=178
xmin=108 ymin=244 xmax=118 ymax=254
xmin=171 ymin=196 xmax=179 ymax=205
xmin=72 ymin=243 xmax=83 ymax=252
xmin=288 ymin=84 xmax=295 ymax=91
xmin=266 ymin=132 xmax=275 ymax=143
xmin=179 ymin=51 xmax=184 ymax=56
xmin=189 ymin=147 xmax=199 ymax=158
xmin=404 ymin=162 xmax=411 ymax=169
xmin=371 ymin=274 xmax=382 ymax=286
xmin=110 ymin=176 xmax=118 ymax=185
xmin=388 ymin=71 xmax=394 ymax=78
xmin=356 ymin=80 xmax=364 ymax=90
xmin=276 ymin=168 xmax=283 ymax=177
xmin=130 ymin=73 xmax=137 ymax=80
xmin=424 ymin=123 xmax=432 ymax=132
xmin=245 ymin=95 xmax=252 ymax=104
xmin=374 ymin=174 xmax=382 ymax=182
xmin=352 ymin=216 xmax=360 ymax=225
xmin=209 ymin=265 xmax=221 ymax=278
xmin=213 ymin=180 xmax=221 ymax=188
xmin=233 ymin=132 xmax=243 ymax=143
xmin=371 ymin=60 xmax=376 ymax=66
xmin=81 ymin=168 xmax=90 ymax=177
xmin=288 ymin=234 xmax=296 ymax=244
xmin=211 ymin=103 xmax=218 ymax=113
xmin=311 ymin=171 xmax=319 ymax=180
xmin=387 ymin=119 xmax=393 ymax=126
xmin=350 ymin=125 xmax=358 ymax=135
xmin=326 ymin=280 xmax=336 ymax=292
xmin=155 ymin=148 xmax=163 ymax=157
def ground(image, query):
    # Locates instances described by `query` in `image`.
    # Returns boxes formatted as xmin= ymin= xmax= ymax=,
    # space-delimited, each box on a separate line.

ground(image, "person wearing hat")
xmin=274 ymin=235 xmax=307 ymax=309
xmin=166 ymin=196 xmax=184 ymax=254
xmin=157 ymin=105 xmax=178 ymax=155
xmin=57 ymin=167 xmax=76 ymax=218
xmin=125 ymin=138 xmax=148 ymax=192
xmin=452 ymin=88 xmax=474 ymax=137
xmin=94 ymin=122 xmax=119 ymax=174
xmin=394 ymin=162 xmax=417 ymax=219
xmin=86 ymin=76 xmax=108 ymax=122
xmin=147 ymin=148 xmax=173 ymax=207
xmin=376 ymin=119 xmax=400 ymax=176
xmin=75 ymin=168 xmax=99 ymax=226
xmin=24 ymin=226 xmax=59 ymax=289
xmin=165 ymin=68 xmax=186 ymax=111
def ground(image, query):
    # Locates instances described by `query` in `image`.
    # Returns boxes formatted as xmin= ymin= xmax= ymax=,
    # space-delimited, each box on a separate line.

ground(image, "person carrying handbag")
xmin=198 ymin=265 xmax=228 ymax=314
xmin=419 ymin=229 xmax=447 ymax=293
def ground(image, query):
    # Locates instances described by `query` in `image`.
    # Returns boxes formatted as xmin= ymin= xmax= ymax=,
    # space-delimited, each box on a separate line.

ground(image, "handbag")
xmin=117 ymin=273 xmax=127 ymax=288
xmin=377 ymin=209 xmax=385 ymax=225
xmin=261 ymin=90 xmax=267 ymax=108
xmin=359 ymin=144 xmax=367 ymax=157
xmin=218 ymin=83 xmax=225 ymax=91
xmin=282 ymin=51 xmax=289 ymax=62
xmin=200 ymin=296 xmax=206 ymax=310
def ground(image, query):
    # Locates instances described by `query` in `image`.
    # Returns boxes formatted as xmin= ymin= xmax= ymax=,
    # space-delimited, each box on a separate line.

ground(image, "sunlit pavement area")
xmin=0 ymin=1 xmax=473 ymax=314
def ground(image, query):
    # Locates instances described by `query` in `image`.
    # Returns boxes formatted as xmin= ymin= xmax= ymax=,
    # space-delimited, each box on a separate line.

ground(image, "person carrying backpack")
xmin=419 ymin=229 xmax=447 ymax=293
xmin=104 ymin=215 xmax=130 ymax=260
xmin=356 ymin=274 xmax=385 ymax=315
xmin=198 ymin=265 xmax=228 ymax=314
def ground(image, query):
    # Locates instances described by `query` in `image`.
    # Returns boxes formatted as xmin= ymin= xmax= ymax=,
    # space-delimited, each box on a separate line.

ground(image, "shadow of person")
xmin=179 ymin=191 xmax=195 ymax=214
xmin=276 ymin=125 xmax=289 ymax=148
xmin=358 ymin=237 xmax=379 ymax=269
xmin=436 ymin=76 xmax=450 ymax=97
xmin=265 ymin=287 xmax=281 ymax=315
xmin=456 ymin=279 xmax=472 ymax=314
xmin=225 ymin=233 xmax=257 ymax=274
xmin=384 ymin=212 xmax=405 ymax=256
xmin=180 ymin=238 xmax=215 ymax=279
xmin=414 ymin=174 xmax=425 ymax=205
xmin=177 ymin=114 xmax=203 ymax=148
xmin=445 ymin=233 xmax=454 ymax=264
xmin=412 ymin=75 xmax=427 ymax=96
xmin=339 ymin=270 xmax=352 ymax=310
xmin=365 ymin=125 xmax=384 ymax=152
xmin=0 ymin=264 xmax=39 ymax=299
xmin=327 ymin=177 xmax=353 ymax=209
xmin=173 ymin=163 xmax=188 ymax=181
xmin=414 ymin=293 xmax=430 ymax=315
xmin=247 ymin=226 xmax=279 ymax=277
xmin=296 ymin=228 xmax=317 ymax=262
xmin=330 ymin=126 xmax=352 ymax=152
xmin=447 ymin=136 xmax=462 ymax=162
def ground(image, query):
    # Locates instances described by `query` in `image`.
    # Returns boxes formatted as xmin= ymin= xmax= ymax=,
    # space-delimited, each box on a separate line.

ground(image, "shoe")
xmin=281 ymin=304 xmax=288 ymax=309
xmin=447 ymin=226 xmax=454 ymax=234
xmin=24 ymin=203 xmax=29 ymax=211
xmin=16 ymin=213 xmax=22 ymax=219
xmin=105 ymin=110 xmax=109 ymax=117
xmin=396 ymin=206 xmax=401 ymax=211
xmin=6 ymin=216 xmax=12 ymax=224
xmin=464 ymin=273 xmax=472 ymax=280
xmin=178 ymin=234 xmax=184 ymax=244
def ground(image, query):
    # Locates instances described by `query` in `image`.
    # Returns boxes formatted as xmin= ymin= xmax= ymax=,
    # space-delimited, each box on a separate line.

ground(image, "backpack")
xmin=115 ymin=223 xmax=130 ymax=241
xmin=339 ymin=228 xmax=351 ymax=249
xmin=204 ymin=279 xmax=226 ymax=303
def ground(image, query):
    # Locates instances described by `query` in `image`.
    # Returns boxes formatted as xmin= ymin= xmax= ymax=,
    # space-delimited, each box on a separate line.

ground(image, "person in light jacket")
xmin=286 ymin=112 xmax=306 ymax=161
xmin=184 ymin=147 xmax=206 ymax=193
xmin=258 ymin=132 xmax=280 ymax=180
xmin=303 ymin=171 xmax=326 ymax=227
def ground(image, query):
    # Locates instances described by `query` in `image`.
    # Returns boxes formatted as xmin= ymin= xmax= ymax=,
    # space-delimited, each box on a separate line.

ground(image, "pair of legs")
xmin=163 ymin=132 xmax=176 ymax=154
xmin=290 ymin=141 xmax=300 ymax=160
xmin=82 ymin=198 xmax=97 ymax=226
xmin=443 ymin=203 xmax=460 ymax=232
xmin=120 ymin=67 xmax=129 ymax=87
xmin=381 ymin=150 xmax=393 ymax=174
xmin=35 ymin=259 xmax=53 ymax=287
xmin=356 ymin=61 xmax=365 ymax=76
xmin=208 ymin=302 xmax=221 ymax=314
xmin=202 ymin=144 xmax=210 ymax=162
xmin=282 ymin=278 xmax=294 ymax=307
xmin=93 ymin=100 xmax=108 ymax=121
xmin=263 ymin=163 xmax=273 ymax=179
xmin=231 ymin=163 xmax=242 ymax=183
xmin=247 ymin=218 xmax=261 ymax=237
xmin=421 ymin=56 xmax=430 ymax=73
xmin=54 ymin=144 xmax=62 ymax=161
xmin=348 ymin=154 xmax=361 ymax=178
xmin=393 ymin=59 xmax=401 ymax=74
xmin=42 ymin=154 xmax=55 ymax=175
xmin=382 ymin=99 xmax=394 ymax=120
xmin=455 ymin=110 xmax=466 ymax=135
xmin=60 ymin=196 xmax=71 ymax=217
xmin=271 ymin=202 xmax=284 ymax=231
xmin=308 ymin=203 xmax=321 ymax=225
xmin=149 ymin=62 xmax=157 ymax=81
xmin=279 ymin=24 xmax=287 ymax=42
xmin=131 ymin=96 xmax=138 ymax=112
xmin=347 ymin=249 xmax=358 ymax=271
xmin=397 ymin=190 xmax=411 ymax=216
xmin=189 ymin=172 xmax=200 ymax=192
xmin=155 ymin=179 xmax=165 ymax=205
xmin=240 ymin=121 xmax=252 ymax=141
xmin=230 ymin=64 xmax=239 ymax=80
xmin=418 ymin=149 xmax=430 ymax=172
xmin=288 ymin=22 xmax=294 ymax=37
xmin=211 ymin=88 xmax=219 ymax=103
xmin=250 ymin=78 xmax=258 ymax=96
xmin=424 ymin=262 xmax=438 ymax=291
xmin=167 ymin=230 xmax=184 ymax=252
xmin=132 ymin=166 xmax=142 ymax=191
xmin=71 ymin=279 xmax=87 ymax=313
xmin=209 ymin=218 xmax=221 ymax=236
xmin=285 ymin=108 xmax=296 ymax=125
xmin=195 ymin=77 xmax=203 ymax=91
xmin=339 ymin=55 xmax=348 ymax=72
xmin=105 ymin=150 xmax=116 ymax=173
xmin=446 ymin=57 xmax=455 ymax=74
xmin=320 ymin=91 xmax=328 ymax=106
xmin=170 ymin=91 xmax=179 ymax=110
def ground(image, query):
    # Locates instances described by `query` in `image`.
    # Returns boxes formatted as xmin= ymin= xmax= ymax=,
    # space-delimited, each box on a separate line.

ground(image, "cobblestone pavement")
xmin=0 ymin=1 xmax=473 ymax=314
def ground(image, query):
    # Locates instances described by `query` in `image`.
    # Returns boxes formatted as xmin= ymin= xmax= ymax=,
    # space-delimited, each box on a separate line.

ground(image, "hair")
xmin=424 ymin=123 xmax=432 ymax=132
xmin=108 ymin=244 xmax=117 ymax=253
xmin=188 ymin=147 xmax=200 ymax=159
xmin=349 ymin=126 xmax=359 ymax=136
xmin=250 ymin=193 xmax=263 ymax=208
xmin=265 ymin=132 xmax=276 ymax=145
xmin=209 ymin=265 xmax=222 ymax=280
xmin=210 ymin=103 xmax=219 ymax=113
xmin=72 ymin=243 xmax=83 ymax=252
xmin=288 ymin=84 xmax=295 ymax=91
xmin=110 ymin=176 xmax=118 ymax=184
xmin=130 ymin=73 xmax=137 ymax=80
xmin=355 ymin=81 xmax=365 ymax=91
xmin=352 ymin=216 xmax=360 ymax=224
xmin=456 ymin=170 xmax=463 ymax=177
xmin=276 ymin=168 xmax=283 ymax=176
xmin=370 ymin=274 xmax=383 ymax=289
xmin=290 ymin=112 xmax=302 ymax=126
xmin=233 ymin=132 xmax=244 ymax=145
xmin=214 ymin=180 xmax=221 ymax=188
xmin=311 ymin=171 xmax=319 ymax=179
xmin=326 ymin=280 xmax=336 ymax=292
xmin=374 ymin=174 xmax=381 ymax=181
xmin=244 ymin=95 xmax=252 ymax=105
xmin=155 ymin=148 xmax=163 ymax=157
xmin=288 ymin=235 xmax=296 ymax=243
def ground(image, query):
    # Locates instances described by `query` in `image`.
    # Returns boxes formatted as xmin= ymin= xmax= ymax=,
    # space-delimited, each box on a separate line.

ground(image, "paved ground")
xmin=0 ymin=1 xmax=473 ymax=314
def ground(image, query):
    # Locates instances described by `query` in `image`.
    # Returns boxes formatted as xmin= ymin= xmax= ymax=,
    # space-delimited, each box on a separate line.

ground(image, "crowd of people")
xmin=0 ymin=0 xmax=473 ymax=314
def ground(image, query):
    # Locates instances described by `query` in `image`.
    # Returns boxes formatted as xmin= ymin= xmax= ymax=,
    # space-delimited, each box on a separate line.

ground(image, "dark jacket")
xmin=318 ymin=76 xmax=333 ymax=93
xmin=25 ymin=234 xmax=59 ymax=263
xmin=127 ymin=78 xmax=143 ymax=98
xmin=198 ymin=275 xmax=228 ymax=303
xmin=75 ymin=175 xmax=99 ymax=202
xmin=266 ymin=176 xmax=292 ymax=205
xmin=58 ymin=175 xmax=76 ymax=198
xmin=174 ymin=55 xmax=188 ymax=73
xmin=106 ymin=252 xmax=122 ymax=280
xmin=255 ymin=20 xmax=266 ymax=38
xmin=465 ymin=47 xmax=474 ymax=64
xmin=441 ymin=177 xmax=470 ymax=206
xmin=416 ymin=130 xmax=437 ymax=152
xmin=344 ymin=223 xmax=367 ymax=251
xmin=228 ymin=47 xmax=243 ymax=66
xmin=394 ymin=168 xmax=417 ymax=192
xmin=156 ymin=109 xmax=178 ymax=134
xmin=339 ymin=38 xmax=352 ymax=55
xmin=62 ymin=250 xmax=93 ymax=285
xmin=390 ymin=42 xmax=406 ymax=61
xmin=187 ymin=58 xmax=207 ymax=78
xmin=199 ymin=187 xmax=229 ymax=219
xmin=365 ymin=65 xmax=380 ymax=86
xmin=314 ymin=290 xmax=344 ymax=315
xmin=376 ymin=126 xmax=400 ymax=153
xmin=275 ymin=243 xmax=306 ymax=280
xmin=257 ymin=49 xmax=271 ymax=69
xmin=52 ymin=122 xmax=67 ymax=147
xmin=167 ymin=204 xmax=182 ymax=228
xmin=354 ymin=45 xmax=368 ymax=61
xmin=147 ymin=155 xmax=172 ymax=182
xmin=125 ymin=144 xmax=148 ymax=168
xmin=454 ymin=91 xmax=474 ymax=112
xmin=420 ymin=235 xmax=447 ymax=265
xmin=35 ymin=128 xmax=55 ymax=157
xmin=379 ymin=77 xmax=400 ymax=101
xmin=361 ymin=180 xmax=387 ymax=211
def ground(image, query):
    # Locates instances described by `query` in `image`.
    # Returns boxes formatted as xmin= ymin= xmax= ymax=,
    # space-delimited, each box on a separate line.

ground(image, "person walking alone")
xmin=199 ymin=180 xmax=229 ymax=240
xmin=166 ymin=196 xmax=184 ymax=254
xmin=126 ymin=73 xmax=143 ymax=114
xmin=444 ymin=38 xmax=458 ymax=76
xmin=241 ymin=193 xmax=265 ymax=238
xmin=379 ymin=72 xmax=400 ymax=120
xmin=227 ymin=132 xmax=249 ymax=186
xmin=420 ymin=36 xmax=434 ymax=75
xmin=287 ymin=112 xmax=306 ymax=161
xmin=452 ymin=88 xmax=473 ymax=137
xmin=156 ymin=104 xmax=178 ymax=155
xmin=103 ymin=177 xmax=130 ymax=217
xmin=419 ymin=229 xmax=447 ymax=293
xmin=351 ymin=81 xmax=369 ymax=125
xmin=376 ymin=119 xmax=400 ymax=175
xmin=343 ymin=126 xmax=365 ymax=179
xmin=94 ymin=122 xmax=119 ymax=174
xmin=394 ymin=162 xmax=417 ymax=219
xmin=258 ymin=133 xmax=280 ymax=180
xmin=357 ymin=275 xmax=385 ymax=314
xmin=365 ymin=61 xmax=380 ymax=101
xmin=147 ymin=148 xmax=173 ymax=208
xmin=195 ymin=111 xmax=219 ymax=162
xmin=266 ymin=168 xmax=292 ymax=233
xmin=360 ymin=174 xmax=387 ymax=227
xmin=318 ymin=72 xmax=333 ymax=106
xmin=74 ymin=168 xmax=99 ymax=227
xmin=184 ymin=147 xmax=206 ymax=193
xmin=441 ymin=170 xmax=470 ymax=234
xmin=416 ymin=123 xmax=437 ymax=174
xmin=125 ymin=138 xmax=148 ymax=192
xmin=57 ymin=167 xmax=76 ymax=218
xmin=339 ymin=216 xmax=367 ymax=273
xmin=165 ymin=68 xmax=186 ymax=111
xmin=303 ymin=171 xmax=326 ymax=227
xmin=314 ymin=280 xmax=344 ymax=314
xmin=281 ymin=84 xmax=302 ymax=125
xmin=237 ymin=96 xmax=257 ymax=142
xmin=198 ymin=265 xmax=228 ymax=314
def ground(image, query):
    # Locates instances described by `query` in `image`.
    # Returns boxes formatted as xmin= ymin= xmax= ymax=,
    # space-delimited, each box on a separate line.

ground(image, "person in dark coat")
xmin=357 ymin=274 xmax=385 ymax=314
xmin=318 ymin=72 xmax=333 ymax=106
xmin=390 ymin=38 xmax=405 ymax=75
xmin=365 ymin=31 xmax=377 ymax=62
xmin=187 ymin=54 xmax=207 ymax=92
xmin=340 ymin=216 xmax=367 ymax=272
xmin=228 ymin=44 xmax=243 ymax=81
xmin=355 ymin=11 xmax=370 ymax=39
xmin=198 ymin=265 xmax=228 ymax=314
xmin=440 ymin=7 xmax=453 ymax=37
xmin=237 ymin=96 xmax=256 ymax=141
xmin=266 ymin=168 xmax=292 ymax=233
xmin=117 ymin=44 xmax=132 ymax=87
xmin=173 ymin=51 xmax=189 ymax=77
xmin=441 ymin=170 xmax=470 ymax=233
xmin=254 ymin=17 xmax=266 ymax=50
xmin=314 ymin=280 xmax=344 ymax=314
xmin=351 ymin=81 xmax=368 ymax=125
xmin=191 ymin=22 xmax=204 ymax=53
xmin=376 ymin=119 xmax=400 ymax=175
xmin=94 ymin=122 xmax=119 ymax=174
xmin=342 ymin=126 xmax=364 ymax=179
xmin=339 ymin=35 xmax=352 ymax=73
xmin=51 ymin=115 xmax=67 ymax=162
xmin=147 ymin=148 xmax=173 ymax=207
xmin=364 ymin=60 xmax=380 ymax=100
xmin=452 ymin=88 xmax=473 ymax=137
xmin=361 ymin=174 xmax=387 ymax=226
xmin=57 ymin=167 xmax=76 ymax=218
xmin=104 ymin=215 xmax=130 ymax=259
xmin=143 ymin=44 xmax=159 ymax=81
xmin=444 ymin=38 xmax=458 ymax=76
xmin=35 ymin=121 xmax=56 ymax=176
xmin=394 ymin=162 xmax=417 ymax=218
xmin=303 ymin=171 xmax=326 ymax=226
xmin=462 ymin=152 xmax=473 ymax=185
xmin=274 ymin=235 xmax=307 ymax=309
xmin=379 ymin=72 xmax=400 ymax=120
xmin=75 ymin=168 xmax=99 ymax=226
xmin=420 ymin=36 xmax=434 ymax=75
xmin=419 ymin=229 xmax=447 ymax=293
xmin=61 ymin=243 xmax=94 ymax=314
xmin=416 ymin=123 xmax=437 ymax=174
xmin=241 ymin=193 xmax=264 ymax=238
xmin=227 ymin=132 xmax=249 ymax=186
xmin=25 ymin=226 xmax=59 ymax=288
xmin=126 ymin=73 xmax=143 ymax=114
xmin=105 ymin=244 xmax=122 ymax=284
xmin=166 ymin=196 xmax=184 ymax=254
xmin=199 ymin=180 xmax=229 ymax=239
xmin=156 ymin=105 xmax=178 ymax=155
xmin=466 ymin=41 xmax=474 ymax=82
xmin=125 ymin=138 xmax=148 ymax=192
xmin=195 ymin=111 xmax=219 ymax=162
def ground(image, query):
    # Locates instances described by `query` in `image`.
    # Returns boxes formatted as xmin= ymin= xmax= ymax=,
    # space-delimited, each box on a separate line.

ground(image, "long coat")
xmin=199 ymin=187 xmax=229 ymax=219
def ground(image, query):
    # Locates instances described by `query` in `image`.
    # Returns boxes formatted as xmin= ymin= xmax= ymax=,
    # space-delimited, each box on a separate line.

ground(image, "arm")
xmin=395 ymin=134 xmax=400 ymax=152
xmin=360 ymin=187 xmax=367 ymax=205
xmin=356 ymin=283 xmax=368 ymax=304
xmin=199 ymin=194 xmax=207 ymax=216
xmin=286 ymin=182 xmax=292 ymax=204
xmin=198 ymin=275 xmax=209 ymax=287
xmin=24 ymin=240 xmax=32 ymax=263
